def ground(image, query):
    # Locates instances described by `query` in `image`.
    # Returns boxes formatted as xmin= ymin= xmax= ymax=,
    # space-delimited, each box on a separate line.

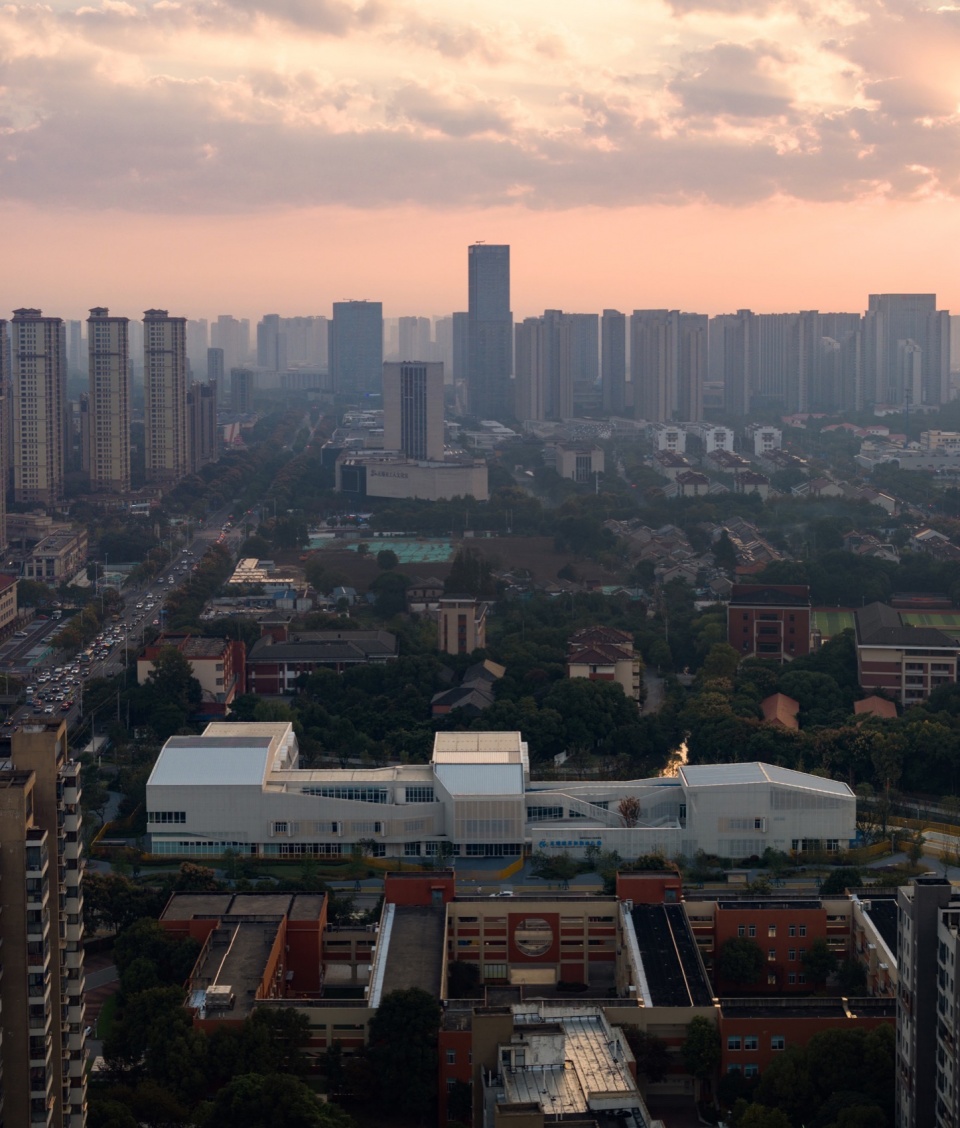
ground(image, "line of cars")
xmin=23 ymin=660 xmax=87 ymax=717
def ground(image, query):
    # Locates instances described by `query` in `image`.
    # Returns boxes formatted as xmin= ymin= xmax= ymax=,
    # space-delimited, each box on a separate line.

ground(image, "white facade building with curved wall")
xmin=146 ymin=725 xmax=856 ymax=861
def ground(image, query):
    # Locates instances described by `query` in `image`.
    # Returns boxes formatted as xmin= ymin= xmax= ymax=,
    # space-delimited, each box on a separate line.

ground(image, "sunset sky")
xmin=4 ymin=0 xmax=960 ymax=320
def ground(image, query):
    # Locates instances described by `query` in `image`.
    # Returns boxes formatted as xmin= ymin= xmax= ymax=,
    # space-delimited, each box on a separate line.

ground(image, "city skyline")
xmin=5 ymin=0 xmax=960 ymax=317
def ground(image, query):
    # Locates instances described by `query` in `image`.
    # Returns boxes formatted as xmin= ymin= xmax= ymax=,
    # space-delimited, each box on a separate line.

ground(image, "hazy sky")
xmin=5 ymin=0 xmax=960 ymax=320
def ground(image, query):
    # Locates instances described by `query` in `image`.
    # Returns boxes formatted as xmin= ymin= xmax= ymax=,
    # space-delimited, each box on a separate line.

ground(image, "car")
xmin=43 ymin=706 xmax=54 ymax=714
xmin=152 ymin=619 xmax=160 ymax=625
xmin=13 ymin=631 xmax=27 ymax=638
xmin=489 ymin=890 xmax=515 ymax=898
xmin=60 ymin=702 xmax=71 ymax=712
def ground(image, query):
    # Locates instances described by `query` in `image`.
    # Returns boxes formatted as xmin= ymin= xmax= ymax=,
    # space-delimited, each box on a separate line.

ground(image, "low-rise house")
xmin=567 ymin=626 xmax=641 ymax=701
xmin=246 ymin=629 xmax=398 ymax=695
xmin=138 ymin=634 xmax=246 ymax=715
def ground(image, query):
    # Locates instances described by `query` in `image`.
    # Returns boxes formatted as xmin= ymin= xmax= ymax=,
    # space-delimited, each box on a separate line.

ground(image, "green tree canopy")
xmin=717 ymin=937 xmax=766 ymax=987
xmin=365 ymin=988 xmax=441 ymax=1122
xmin=680 ymin=1015 xmax=721 ymax=1082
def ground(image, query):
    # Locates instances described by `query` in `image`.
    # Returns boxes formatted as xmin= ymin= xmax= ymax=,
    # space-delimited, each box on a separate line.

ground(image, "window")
xmin=788 ymin=949 xmax=796 ymax=962
xmin=744 ymin=1036 xmax=758 ymax=1051
xmin=748 ymin=925 xmax=756 ymax=938
xmin=789 ymin=925 xmax=796 ymax=937
xmin=738 ymin=925 xmax=745 ymax=938
xmin=446 ymin=1049 xmax=456 ymax=1065
xmin=799 ymin=925 xmax=807 ymax=937
xmin=788 ymin=972 xmax=796 ymax=984
xmin=744 ymin=1064 xmax=759 ymax=1078
xmin=767 ymin=972 xmax=777 ymax=984
xmin=771 ymin=1036 xmax=785 ymax=1051
xmin=273 ymin=821 xmax=288 ymax=835
xmin=147 ymin=811 xmax=186 ymax=824
xmin=768 ymin=925 xmax=777 ymax=937
xmin=727 ymin=1036 xmax=742 ymax=1051
xmin=768 ymin=949 xmax=776 ymax=961
xmin=799 ymin=948 xmax=807 ymax=960
xmin=405 ymin=786 xmax=435 ymax=804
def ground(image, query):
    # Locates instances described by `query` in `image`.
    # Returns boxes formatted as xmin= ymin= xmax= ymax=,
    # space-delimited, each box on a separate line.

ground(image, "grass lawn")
xmin=96 ymin=992 xmax=118 ymax=1042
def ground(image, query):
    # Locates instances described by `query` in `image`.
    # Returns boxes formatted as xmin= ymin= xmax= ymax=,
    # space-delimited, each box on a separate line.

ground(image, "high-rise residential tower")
xmin=11 ymin=308 xmax=67 ymax=506
xmin=0 ymin=719 xmax=87 ymax=1128
xmin=383 ymin=361 xmax=444 ymax=460
xmin=514 ymin=317 xmax=547 ymax=421
xmin=86 ymin=307 xmax=131 ymax=493
xmin=0 ymin=318 xmax=8 ymax=545
xmin=467 ymin=243 xmax=512 ymax=420
xmin=630 ymin=310 xmax=706 ymax=423
xmin=398 ymin=316 xmax=432 ymax=361
xmin=330 ymin=301 xmax=384 ymax=398
xmin=865 ymin=293 xmax=951 ymax=407
xmin=256 ymin=313 xmax=287 ymax=373
xmin=186 ymin=380 xmax=219 ymax=473
xmin=211 ymin=315 xmax=250 ymax=374
xmin=601 ymin=310 xmax=627 ymax=416
xmin=143 ymin=309 xmax=188 ymax=484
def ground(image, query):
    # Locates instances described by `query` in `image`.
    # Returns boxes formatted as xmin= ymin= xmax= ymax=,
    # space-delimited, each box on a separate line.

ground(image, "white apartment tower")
xmin=11 ymin=309 xmax=67 ymax=506
xmin=143 ymin=309 xmax=188 ymax=484
xmin=86 ymin=308 xmax=130 ymax=493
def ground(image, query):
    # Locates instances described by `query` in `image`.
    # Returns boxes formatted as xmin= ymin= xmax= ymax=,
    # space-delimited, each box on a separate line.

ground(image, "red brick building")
xmin=727 ymin=584 xmax=811 ymax=662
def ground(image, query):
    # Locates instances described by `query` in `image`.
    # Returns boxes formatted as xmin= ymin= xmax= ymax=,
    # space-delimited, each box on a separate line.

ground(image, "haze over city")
xmin=6 ymin=0 xmax=960 ymax=316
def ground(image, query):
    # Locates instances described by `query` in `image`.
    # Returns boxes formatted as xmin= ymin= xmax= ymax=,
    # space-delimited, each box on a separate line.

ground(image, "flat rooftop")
xmin=162 ymin=891 xmax=326 ymax=922
xmin=380 ymin=905 xmax=444 ymax=998
xmin=631 ymin=904 xmax=713 ymax=1008
xmin=190 ymin=919 xmax=282 ymax=1019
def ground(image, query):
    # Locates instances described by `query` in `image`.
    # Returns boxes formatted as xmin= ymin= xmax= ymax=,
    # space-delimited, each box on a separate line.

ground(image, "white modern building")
xmin=146 ymin=726 xmax=856 ymax=862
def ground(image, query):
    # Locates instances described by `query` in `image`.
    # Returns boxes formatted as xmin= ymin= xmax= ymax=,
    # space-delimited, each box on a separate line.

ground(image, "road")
xmin=0 ymin=499 xmax=248 ymax=738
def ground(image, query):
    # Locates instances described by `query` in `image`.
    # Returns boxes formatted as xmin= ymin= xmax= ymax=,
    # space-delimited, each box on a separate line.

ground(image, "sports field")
xmin=812 ymin=609 xmax=856 ymax=638
xmin=901 ymin=611 xmax=960 ymax=630
xmin=312 ymin=537 xmax=455 ymax=564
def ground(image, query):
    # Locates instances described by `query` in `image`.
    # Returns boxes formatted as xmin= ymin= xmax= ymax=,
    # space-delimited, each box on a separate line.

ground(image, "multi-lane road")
xmin=1 ymin=502 xmax=248 ymax=737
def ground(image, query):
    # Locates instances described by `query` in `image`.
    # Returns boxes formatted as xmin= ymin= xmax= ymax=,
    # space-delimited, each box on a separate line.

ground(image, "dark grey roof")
xmin=248 ymin=631 xmax=397 ymax=664
xmin=729 ymin=585 xmax=810 ymax=607
xmin=855 ymin=602 xmax=959 ymax=648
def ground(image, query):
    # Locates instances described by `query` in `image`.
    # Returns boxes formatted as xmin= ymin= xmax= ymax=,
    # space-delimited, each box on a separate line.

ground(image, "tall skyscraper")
xmin=256 ymin=313 xmax=287 ymax=373
xmin=0 ymin=719 xmax=87 ymax=1128
xmin=86 ymin=307 xmax=131 ymax=494
xmin=65 ymin=320 xmax=86 ymax=377
xmin=186 ymin=318 xmax=209 ymax=377
xmin=11 ymin=308 xmax=67 ymax=505
xmin=452 ymin=311 xmax=469 ymax=387
xmin=231 ymin=367 xmax=255 ymax=413
xmin=330 ymin=301 xmax=384 ymax=398
xmin=283 ymin=316 xmax=328 ymax=368
xmin=207 ymin=347 xmax=224 ymax=384
xmin=514 ymin=317 xmax=546 ymax=421
xmin=630 ymin=310 xmax=706 ymax=422
xmin=383 ymin=361 xmax=444 ymax=460
xmin=398 ymin=316 xmax=432 ymax=361
xmin=211 ymin=315 xmax=250 ymax=374
xmin=0 ymin=318 xmax=8 ymax=546
xmin=467 ymin=243 xmax=512 ymax=420
xmin=602 ymin=310 xmax=627 ymax=416
xmin=187 ymin=380 xmax=219 ymax=473
xmin=143 ymin=309 xmax=188 ymax=484
xmin=721 ymin=309 xmax=757 ymax=417
xmin=865 ymin=293 xmax=950 ymax=407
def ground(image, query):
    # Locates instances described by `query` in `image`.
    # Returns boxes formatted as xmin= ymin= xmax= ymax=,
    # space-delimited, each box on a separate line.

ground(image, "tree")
xmin=624 ymin=1028 xmax=671 ymax=1083
xmin=737 ymin=1106 xmax=792 ymax=1128
xmin=144 ymin=646 xmax=202 ymax=715
xmin=203 ymin=1072 xmax=352 ymax=1128
xmin=680 ymin=1015 xmax=721 ymax=1084
xmin=376 ymin=549 xmax=399 ymax=571
xmin=837 ymin=957 xmax=868 ymax=995
xmin=446 ymin=1080 xmax=472 ymax=1126
xmin=618 ymin=796 xmax=642 ymax=828
xmin=801 ymin=938 xmax=837 ymax=988
xmin=447 ymin=961 xmax=481 ymax=998
xmin=717 ymin=938 xmax=765 ymax=987
xmin=366 ymin=988 xmax=441 ymax=1122
xmin=819 ymin=868 xmax=862 ymax=897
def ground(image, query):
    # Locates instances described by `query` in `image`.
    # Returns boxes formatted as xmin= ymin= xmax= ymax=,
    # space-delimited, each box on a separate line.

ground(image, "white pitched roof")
xmin=679 ymin=762 xmax=852 ymax=796
xmin=148 ymin=737 xmax=273 ymax=788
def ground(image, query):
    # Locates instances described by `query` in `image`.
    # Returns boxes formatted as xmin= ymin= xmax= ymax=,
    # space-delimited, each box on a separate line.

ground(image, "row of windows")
xmin=738 ymin=924 xmax=807 ymax=938
xmin=147 ymin=811 xmax=186 ymax=824
xmin=302 ymin=786 xmax=389 ymax=804
xmin=404 ymin=786 xmax=434 ymax=803
xmin=728 ymin=1035 xmax=785 ymax=1051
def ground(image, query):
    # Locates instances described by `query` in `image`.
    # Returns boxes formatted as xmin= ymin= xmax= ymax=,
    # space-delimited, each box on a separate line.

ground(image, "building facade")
xmin=727 ymin=584 xmax=812 ymax=662
xmin=854 ymin=602 xmax=959 ymax=704
xmin=86 ymin=307 xmax=130 ymax=493
xmin=0 ymin=720 xmax=86 ymax=1128
xmin=438 ymin=596 xmax=486 ymax=655
xmin=11 ymin=308 xmax=67 ymax=505
xmin=143 ymin=309 xmax=188 ymax=484
xmin=467 ymin=243 xmax=512 ymax=420
xmin=146 ymin=727 xmax=855 ymax=862
xmin=383 ymin=361 xmax=444 ymax=460
xmin=330 ymin=301 xmax=383 ymax=399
